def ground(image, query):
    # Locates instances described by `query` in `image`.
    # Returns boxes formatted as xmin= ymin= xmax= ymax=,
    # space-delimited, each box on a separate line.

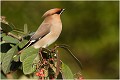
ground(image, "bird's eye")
xmin=56 ymin=11 xmax=61 ymax=14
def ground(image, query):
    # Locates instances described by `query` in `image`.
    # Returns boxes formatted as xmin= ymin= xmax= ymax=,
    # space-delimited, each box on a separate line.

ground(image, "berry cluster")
xmin=34 ymin=48 xmax=57 ymax=80
xmin=35 ymin=68 xmax=45 ymax=77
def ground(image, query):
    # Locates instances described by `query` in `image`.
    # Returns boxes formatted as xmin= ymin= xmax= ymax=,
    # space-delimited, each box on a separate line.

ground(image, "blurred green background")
xmin=1 ymin=1 xmax=119 ymax=79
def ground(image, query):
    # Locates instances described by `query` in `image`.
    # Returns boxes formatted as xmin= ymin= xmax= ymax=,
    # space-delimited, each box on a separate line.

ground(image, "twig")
xmin=7 ymin=32 xmax=22 ymax=41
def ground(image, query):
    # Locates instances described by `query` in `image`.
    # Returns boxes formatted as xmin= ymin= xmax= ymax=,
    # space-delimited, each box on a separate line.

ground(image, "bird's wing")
xmin=19 ymin=23 xmax=51 ymax=51
xmin=31 ymin=23 xmax=51 ymax=40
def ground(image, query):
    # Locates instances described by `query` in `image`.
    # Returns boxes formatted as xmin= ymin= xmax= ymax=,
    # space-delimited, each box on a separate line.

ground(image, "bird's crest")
xmin=42 ymin=8 xmax=62 ymax=18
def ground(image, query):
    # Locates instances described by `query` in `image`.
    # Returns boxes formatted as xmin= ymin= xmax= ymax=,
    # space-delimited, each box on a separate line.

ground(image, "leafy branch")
xmin=0 ymin=16 xmax=83 ymax=80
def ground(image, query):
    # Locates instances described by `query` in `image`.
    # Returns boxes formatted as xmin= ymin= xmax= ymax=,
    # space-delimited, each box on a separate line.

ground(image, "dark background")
xmin=1 ymin=1 xmax=119 ymax=79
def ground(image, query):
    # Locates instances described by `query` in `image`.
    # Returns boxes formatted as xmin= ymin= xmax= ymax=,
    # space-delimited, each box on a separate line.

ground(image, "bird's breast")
xmin=50 ymin=22 xmax=62 ymax=37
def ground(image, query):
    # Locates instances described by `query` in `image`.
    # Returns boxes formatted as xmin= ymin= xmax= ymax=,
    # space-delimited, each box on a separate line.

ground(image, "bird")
xmin=18 ymin=8 xmax=65 ymax=54
xmin=17 ymin=8 xmax=82 ymax=69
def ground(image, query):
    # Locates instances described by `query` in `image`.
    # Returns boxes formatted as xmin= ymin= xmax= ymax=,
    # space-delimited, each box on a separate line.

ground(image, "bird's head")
xmin=42 ymin=8 xmax=65 ymax=18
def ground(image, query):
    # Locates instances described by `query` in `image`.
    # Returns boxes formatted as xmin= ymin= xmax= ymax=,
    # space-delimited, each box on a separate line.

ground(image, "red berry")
xmin=50 ymin=58 xmax=54 ymax=61
xmin=35 ymin=72 xmax=40 ymax=76
xmin=79 ymin=76 xmax=84 ymax=80
xmin=41 ymin=74 xmax=45 ymax=77
xmin=39 ymin=71 xmax=43 ymax=75
xmin=51 ymin=78 xmax=55 ymax=80
xmin=39 ymin=69 xmax=44 ymax=73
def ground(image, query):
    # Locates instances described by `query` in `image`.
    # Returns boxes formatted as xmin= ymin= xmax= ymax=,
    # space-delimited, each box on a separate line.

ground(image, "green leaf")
xmin=20 ymin=46 xmax=39 ymax=62
xmin=2 ymin=46 xmax=18 ymax=74
xmin=1 ymin=33 xmax=6 ymax=38
xmin=0 ymin=53 xmax=6 ymax=63
xmin=1 ymin=72 xmax=7 ymax=79
xmin=61 ymin=63 xmax=73 ymax=79
xmin=1 ymin=22 xmax=13 ymax=33
xmin=24 ymin=24 xmax=28 ymax=34
xmin=3 ymin=36 xmax=19 ymax=43
xmin=1 ymin=43 xmax=12 ymax=53
xmin=9 ymin=30 xmax=24 ymax=36
xmin=13 ymin=54 xmax=20 ymax=62
xmin=23 ymin=54 xmax=37 ymax=74
xmin=18 ymin=40 xmax=28 ymax=48
xmin=8 ymin=28 xmax=27 ymax=40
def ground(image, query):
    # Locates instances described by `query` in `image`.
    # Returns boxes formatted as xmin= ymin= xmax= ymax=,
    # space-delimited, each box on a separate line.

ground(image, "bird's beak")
xmin=60 ymin=9 xmax=65 ymax=15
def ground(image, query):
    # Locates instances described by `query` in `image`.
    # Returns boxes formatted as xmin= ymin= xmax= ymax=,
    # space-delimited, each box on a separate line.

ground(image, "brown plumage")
xmin=19 ymin=8 xmax=65 ymax=53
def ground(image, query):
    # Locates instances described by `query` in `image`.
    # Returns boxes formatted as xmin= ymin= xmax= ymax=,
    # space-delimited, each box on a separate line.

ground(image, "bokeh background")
xmin=1 ymin=1 xmax=119 ymax=79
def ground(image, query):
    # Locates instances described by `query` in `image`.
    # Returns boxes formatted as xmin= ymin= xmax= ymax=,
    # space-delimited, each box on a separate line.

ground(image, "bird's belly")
xmin=33 ymin=32 xmax=61 ymax=49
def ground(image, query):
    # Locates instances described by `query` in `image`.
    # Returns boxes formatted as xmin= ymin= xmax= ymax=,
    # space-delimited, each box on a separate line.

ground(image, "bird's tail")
xmin=18 ymin=40 xmax=32 ymax=54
